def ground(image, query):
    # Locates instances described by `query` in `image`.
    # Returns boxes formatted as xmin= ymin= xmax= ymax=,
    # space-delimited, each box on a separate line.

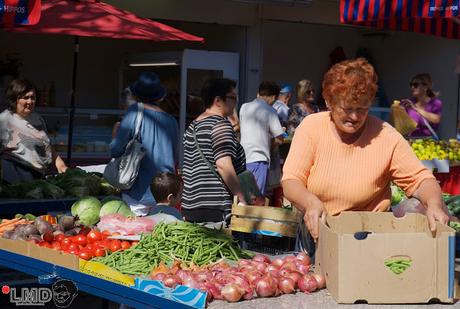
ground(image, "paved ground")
xmin=210 ymin=289 xmax=460 ymax=309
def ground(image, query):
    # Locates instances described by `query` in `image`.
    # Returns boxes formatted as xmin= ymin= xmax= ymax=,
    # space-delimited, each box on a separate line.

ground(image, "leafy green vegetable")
xmin=99 ymin=200 xmax=133 ymax=217
xmin=390 ymin=184 xmax=406 ymax=205
xmin=71 ymin=196 xmax=101 ymax=226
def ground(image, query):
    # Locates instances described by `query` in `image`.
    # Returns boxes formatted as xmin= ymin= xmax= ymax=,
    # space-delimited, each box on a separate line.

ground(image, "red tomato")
xmin=75 ymin=235 xmax=87 ymax=246
xmin=51 ymin=241 xmax=61 ymax=250
xmin=85 ymin=243 xmax=95 ymax=251
xmin=100 ymin=239 xmax=112 ymax=249
xmin=109 ymin=240 xmax=122 ymax=252
xmin=131 ymin=241 xmax=139 ymax=247
xmin=60 ymin=242 xmax=70 ymax=251
xmin=78 ymin=248 xmax=93 ymax=260
xmin=121 ymin=241 xmax=131 ymax=250
xmin=68 ymin=243 xmax=79 ymax=251
xmin=55 ymin=234 xmax=65 ymax=242
xmin=87 ymin=230 xmax=102 ymax=243
xmin=43 ymin=242 xmax=52 ymax=249
xmin=61 ymin=237 xmax=72 ymax=246
xmin=68 ymin=248 xmax=80 ymax=255
xmin=93 ymin=247 xmax=106 ymax=257
xmin=102 ymin=230 xmax=111 ymax=239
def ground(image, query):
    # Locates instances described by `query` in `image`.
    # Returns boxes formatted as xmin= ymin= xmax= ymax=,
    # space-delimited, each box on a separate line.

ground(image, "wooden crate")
xmin=230 ymin=197 xmax=301 ymax=238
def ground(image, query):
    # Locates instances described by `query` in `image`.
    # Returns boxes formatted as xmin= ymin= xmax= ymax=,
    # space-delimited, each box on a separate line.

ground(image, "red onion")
xmin=271 ymin=258 xmax=284 ymax=268
xmin=175 ymin=269 xmax=191 ymax=282
xmin=221 ymin=283 xmax=245 ymax=302
xmin=278 ymin=268 xmax=291 ymax=278
xmin=284 ymin=271 xmax=302 ymax=288
xmin=182 ymin=276 xmax=200 ymax=289
xmin=205 ymin=282 xmax=222 ymax=300
xmin=311 ymin=273 xmax=326 ymax=289
xmin=238 ymin=265 xmax=256 ymax=273
xmin=283 ymin=255 xmax=296 ymax=263
xmin=245 ymin=270 xmax=263 ymax=285
xmin=252 ymin=261 xmax=268 ymax=272
xmin=195 ymin=271 xmax=212 ymax=283
xmin=298 ymin=274 xmax=318 ymax=293
xmin=296 ymin=263 xmax=311 ymax=275
xmin=152 ymin=273 xmax=167 ymax=282
xmin=296 ymin=252 xmax=311 ymax=265
xmin=229 ymin=274 xmax=254 ymax=300
xmin=238 ymin=259 xmax=252 ymax=267
xmin=280 ymin=261 xmax=297 ymax=272
xmin=253 ymin=254 xmax=271 ymax=264
xmin=163 ymin=275 xmax=181 ymax=288
xmin=254 ymin=275 xmax=277 ymax=297
xmin=265 ymin=264 xmax=280 ymax=277
xmin=278 ymin=277 xmax=296 ymax=294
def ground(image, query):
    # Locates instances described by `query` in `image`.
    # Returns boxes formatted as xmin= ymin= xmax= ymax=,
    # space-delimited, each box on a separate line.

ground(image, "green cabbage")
xmin=99 ymin=200 xmax=134 ymax=217
xmin=71 ymin=196 xmax=101 ymax=226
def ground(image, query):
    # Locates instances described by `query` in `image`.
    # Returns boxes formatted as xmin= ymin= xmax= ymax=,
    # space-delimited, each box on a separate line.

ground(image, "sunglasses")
xmin=410 ymin=82 xmax=425 ymax=88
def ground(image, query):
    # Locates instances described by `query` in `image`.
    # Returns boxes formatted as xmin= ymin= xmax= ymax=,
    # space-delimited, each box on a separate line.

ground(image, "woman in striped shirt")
xmin=182 ymin=78 xmax=248 ymax=223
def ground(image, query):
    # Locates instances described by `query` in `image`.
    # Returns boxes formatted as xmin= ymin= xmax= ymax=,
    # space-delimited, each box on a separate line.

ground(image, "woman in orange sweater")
xmin=282 ymin=58 xmax=449 ymax=254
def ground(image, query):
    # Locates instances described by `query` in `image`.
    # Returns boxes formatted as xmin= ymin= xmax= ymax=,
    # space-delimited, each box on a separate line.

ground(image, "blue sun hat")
xmin=279 ymin=83 xmax=293 ymax=94
xmin=129 ymin=72 xmax=166 ymax=102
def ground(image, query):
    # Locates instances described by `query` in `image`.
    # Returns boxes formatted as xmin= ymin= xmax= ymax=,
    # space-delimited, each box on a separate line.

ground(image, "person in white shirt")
xmin=239 ymin=81 xmax=284 ymax=195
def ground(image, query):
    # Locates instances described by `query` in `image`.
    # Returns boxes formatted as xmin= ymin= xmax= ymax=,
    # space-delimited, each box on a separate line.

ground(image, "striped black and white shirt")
xmin=182 ymin=115 xmax=246 ymax=211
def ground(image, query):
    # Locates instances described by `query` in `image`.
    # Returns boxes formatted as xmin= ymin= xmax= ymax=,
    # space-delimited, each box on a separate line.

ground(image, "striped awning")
xmin=340 ymin=0 xmax=460 ymax=39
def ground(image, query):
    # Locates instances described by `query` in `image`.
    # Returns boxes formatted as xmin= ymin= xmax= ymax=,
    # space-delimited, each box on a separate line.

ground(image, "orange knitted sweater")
xmin=282 ymin=112 xmax=434 ymax=215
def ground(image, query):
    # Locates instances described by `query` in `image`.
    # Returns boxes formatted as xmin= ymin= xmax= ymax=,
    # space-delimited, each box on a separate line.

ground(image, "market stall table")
xmin=0 ymin=249 xmax=193 ymax=309
xmin=0 ymin=198 xmax=77 ymax=217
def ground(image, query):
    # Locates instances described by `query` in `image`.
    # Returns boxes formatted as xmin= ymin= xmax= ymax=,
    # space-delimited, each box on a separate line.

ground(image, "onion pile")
xmin=149 ymin=252 xmax=326 ymax=303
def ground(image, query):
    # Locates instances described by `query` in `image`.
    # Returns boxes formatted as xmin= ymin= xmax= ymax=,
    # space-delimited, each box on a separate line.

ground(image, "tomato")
xmin=68 ymin=243 xmax=79 ymax=251
xmin=61 ymin=237 xmax=72 ymax=246
xmin=75 ymin=235 xmax=87 ymax=246
xmin=43 ymin=242 xmax=52 ymax=249
xmin=131 ymin=241 xmax=139 ymax=247
xmin=85 ymin=243 xmax=95 ymax=251
xmin=121 ymin=241 xmax=131 ymax=250
xmin=60 ymin=242 xmax=70 ymax=251
xmin=68 ymin=248 xmax=80 ymax=255
xmin=42 ymin=232 xmax=54 ymax=243
xmin=51 ymin=241 xmax=61 ymax=250
xmin=78 ymin=248 xmax=93 ymax=260
xmin=112 ymin=232 xmax=121 ymax=236
xmin=87 ymin=230 xmax=102 ymax=243
xmin=55 ymin=234 xmax=65 ymax=242
xmin=93 ymin=247 xmax=106 ymax=257
xmin=109 ymin=240 xmax=122 ymax=252
xmin=101 ymin=230 xmax=111 ymax=239
xmin=99 ymin=239 xmax=112 ymax=249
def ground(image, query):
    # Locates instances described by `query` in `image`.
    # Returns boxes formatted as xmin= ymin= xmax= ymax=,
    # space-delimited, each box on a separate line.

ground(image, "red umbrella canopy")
xmin=5 ymin=0 xmax=204 ymax=42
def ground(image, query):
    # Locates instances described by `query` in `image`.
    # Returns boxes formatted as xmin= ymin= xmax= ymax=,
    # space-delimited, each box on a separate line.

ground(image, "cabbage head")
xmin=99 ymin=200 xmax=134 ymax=217
xmin=71 ymin=196 xmax=101 ymax=226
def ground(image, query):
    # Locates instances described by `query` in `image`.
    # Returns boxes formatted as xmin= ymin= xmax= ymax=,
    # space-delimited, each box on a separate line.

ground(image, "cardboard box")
xmin=230 ymin=202 xmax=301 ymax=237
xmin=316 ymin=212 xmax=456 ymax=304
xmin=0 ymin=238 xmax=79 ymax=270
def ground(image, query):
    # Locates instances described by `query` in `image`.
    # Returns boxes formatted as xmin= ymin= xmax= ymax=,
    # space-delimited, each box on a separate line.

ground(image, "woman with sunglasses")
xmin=282 ymin=59 xmax=450 ymax=258
xmin=401 ymin=74 xmax=442 ymax=139
xmin=287 ymin=79 xmax=319 ymax=134
xmin=0 ymin=79 xmax=67 ymax=184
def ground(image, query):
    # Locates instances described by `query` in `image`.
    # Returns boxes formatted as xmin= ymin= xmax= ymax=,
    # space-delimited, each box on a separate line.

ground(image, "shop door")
xmin=178 ymin=49 xmax=239 ymax=165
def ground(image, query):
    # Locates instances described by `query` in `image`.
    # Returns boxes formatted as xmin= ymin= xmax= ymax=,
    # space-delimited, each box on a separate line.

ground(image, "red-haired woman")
xmin=281 ymin=58 xmax=450 ymax=257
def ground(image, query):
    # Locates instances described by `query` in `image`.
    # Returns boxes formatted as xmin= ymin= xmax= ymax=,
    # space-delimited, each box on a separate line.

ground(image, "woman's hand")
xmin=55 ymin=156 xmax=68 ymax=174
xmin=303 ymin=195 xmax=326 ymax=241
xmin=426 ymin=204 xmax=449 ymax=232
xmin=412 ymin=178 xmax=450 ymax=232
